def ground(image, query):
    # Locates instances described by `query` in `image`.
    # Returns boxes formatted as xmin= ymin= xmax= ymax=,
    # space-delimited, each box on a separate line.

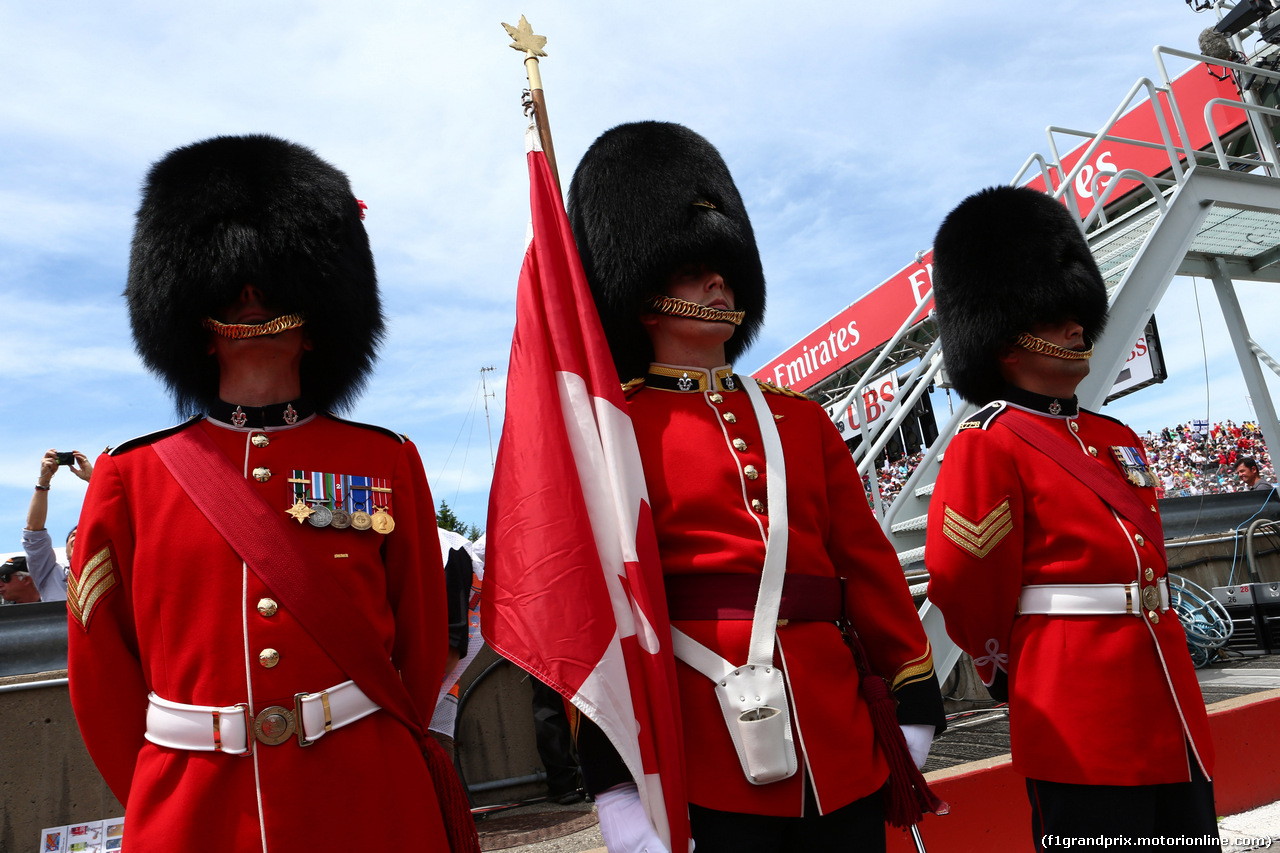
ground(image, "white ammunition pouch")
xmin=670 ymin=379 xmax=797 ymax=785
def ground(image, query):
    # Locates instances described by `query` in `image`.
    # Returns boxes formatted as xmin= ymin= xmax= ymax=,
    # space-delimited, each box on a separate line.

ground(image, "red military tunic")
xmin=926 ymin=392 xmax=1215 ymax=786
xmin=629 ymin=364 xmax=940 ymax=817
xmin=67 ymin=402 xmax=450 ymax=851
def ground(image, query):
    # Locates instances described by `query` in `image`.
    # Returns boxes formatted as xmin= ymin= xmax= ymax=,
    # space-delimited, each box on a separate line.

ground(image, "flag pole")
xmin=503 ymin=15 xmax=561 ymax=193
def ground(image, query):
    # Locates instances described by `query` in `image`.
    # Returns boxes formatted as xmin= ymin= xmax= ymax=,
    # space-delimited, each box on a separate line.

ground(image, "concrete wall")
xmin=0 ymin=671 xmax=121 ymax=853
xmin=453 ymin=645 xmax=556 ymax=807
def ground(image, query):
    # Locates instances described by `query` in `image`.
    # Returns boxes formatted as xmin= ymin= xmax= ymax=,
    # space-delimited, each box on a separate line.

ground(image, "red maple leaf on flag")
xmin=483 ymin=125 xmax=691 ymax=852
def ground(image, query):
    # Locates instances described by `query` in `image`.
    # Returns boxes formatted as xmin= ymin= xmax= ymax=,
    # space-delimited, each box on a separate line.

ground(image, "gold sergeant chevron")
xmin=67 ymin=544 xmax=119 ymax=630
xmin=942 ymin=498 xmax=1013 ymax=559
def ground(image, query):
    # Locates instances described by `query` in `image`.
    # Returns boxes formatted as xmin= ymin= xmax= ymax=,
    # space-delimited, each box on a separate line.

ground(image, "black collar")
xmin=644 ymin=364 xmax=741 ymax=393
xmin=1001 ymin=383 xmax=1079 ymax=417
xmin=206 ymin=398 xmax=317 ymax=429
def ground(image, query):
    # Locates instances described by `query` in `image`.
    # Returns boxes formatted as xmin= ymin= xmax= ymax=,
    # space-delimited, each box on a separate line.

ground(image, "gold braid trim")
xmin=202 ymin=313 xmax=307 ymax=339
xmin=1015 ymin=332 xmax=1092 ymax=361
xmin=758 ymin=379 xmax=809 ymax=399
xmin=645 ymin=295 xmax=745 ymax=326
xmin=891 ymin=641 xmax=937 ymax=691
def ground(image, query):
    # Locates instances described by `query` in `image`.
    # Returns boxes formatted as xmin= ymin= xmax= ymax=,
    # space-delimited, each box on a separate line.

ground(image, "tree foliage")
xmin=436 ymin=500 xmax=483 ymax=540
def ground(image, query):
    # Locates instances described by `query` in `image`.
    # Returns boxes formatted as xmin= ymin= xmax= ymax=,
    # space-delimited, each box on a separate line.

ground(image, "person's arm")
xmin=384 ymin=440 xmax=449 ymax=723
xmin=925 ymin=423 xmax=1025 ymax=701
xmin=25 ymin=449 xmax=58 ymax=532
xmin=67 ymin=453 xmax=147 ymax=803
xmin=816 ymin=410 xmax=946 ymax=736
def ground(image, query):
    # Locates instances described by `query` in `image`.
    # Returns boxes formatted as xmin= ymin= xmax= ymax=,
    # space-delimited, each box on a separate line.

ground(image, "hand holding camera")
xmin=39 ymin=449 xmax=94 ymax=489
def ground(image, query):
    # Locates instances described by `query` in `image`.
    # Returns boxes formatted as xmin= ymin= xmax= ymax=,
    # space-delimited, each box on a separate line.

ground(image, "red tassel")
xmin=422 ymin=734 xmax=483 ymax=853
xmin=860 ymin=672 xmax=948 ymax=828
xmin=845 ymin=627 xmax=949 ymax=829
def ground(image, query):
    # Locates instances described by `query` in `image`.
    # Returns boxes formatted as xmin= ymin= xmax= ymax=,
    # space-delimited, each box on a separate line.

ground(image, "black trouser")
xmin=531 ymin=678 xmax=580 ymax=796
xmin=688 ymin=783 xmax=885 ymax=853
xmin=1027 ymin=752 xmax=1217 ymax=852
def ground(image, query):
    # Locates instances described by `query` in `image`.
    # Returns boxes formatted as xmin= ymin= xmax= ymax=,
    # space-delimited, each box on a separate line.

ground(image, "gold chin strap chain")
xmin=203 ymin=314 xmax=307 ymax=340
xmin=1015 ymin=332 xmax=1093 ymax=360
xmin=646 ymin=294 xmax=745 ymax=326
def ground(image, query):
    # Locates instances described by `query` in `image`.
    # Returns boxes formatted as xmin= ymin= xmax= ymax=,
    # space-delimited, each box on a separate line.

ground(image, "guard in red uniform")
xmin=567 ymin=122 xmax=945 ymax=853
xmin=68 ymin=135 xmax=475 ymax=852
xmin=925 ymin=186 xmax=1217 ymax=850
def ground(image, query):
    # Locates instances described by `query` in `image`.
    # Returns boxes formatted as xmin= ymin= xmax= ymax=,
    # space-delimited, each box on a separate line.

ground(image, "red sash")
xmin=153 ymin=424 xmax=480 ymax=853
xmin=1000 ymin=412 xmax=1167 ymax=562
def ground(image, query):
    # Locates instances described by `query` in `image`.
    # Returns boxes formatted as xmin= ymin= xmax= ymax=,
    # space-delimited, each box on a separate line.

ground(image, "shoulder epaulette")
xmin=325 ymin=413 xmax=407 ymax=443
xmin=756 ymin=379 xmax=809 ymax=400
xmin=956 ymin=401 xmax=1008 ymax=433
xmin=621 ymin=377 xmax=646 ymax=397
xmin=109 ymin=416 xmax=203 ymax=456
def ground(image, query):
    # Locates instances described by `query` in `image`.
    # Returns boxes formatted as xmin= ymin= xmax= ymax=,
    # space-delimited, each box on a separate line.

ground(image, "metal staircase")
xmin=830 ymin=38 xmax=1280 ymax=683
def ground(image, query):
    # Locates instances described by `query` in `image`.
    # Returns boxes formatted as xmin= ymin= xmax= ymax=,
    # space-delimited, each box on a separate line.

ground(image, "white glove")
xmin=595 ymin=783 xmax=671 ymax=853
xmin=900 ymin=723 xmax=934 ymax=770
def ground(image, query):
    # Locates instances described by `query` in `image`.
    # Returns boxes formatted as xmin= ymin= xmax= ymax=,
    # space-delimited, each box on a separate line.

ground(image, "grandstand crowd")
xmin=868 ymin=419 xmax=1274 ymax=504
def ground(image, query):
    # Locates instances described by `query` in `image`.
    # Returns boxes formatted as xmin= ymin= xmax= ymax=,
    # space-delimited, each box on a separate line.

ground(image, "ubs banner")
xmin=825 ymin=370 xmax=938 ymax=458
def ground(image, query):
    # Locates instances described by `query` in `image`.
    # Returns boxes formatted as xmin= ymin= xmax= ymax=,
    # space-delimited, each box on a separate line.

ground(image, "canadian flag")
xmin=483 ymin=126 xmax=691 ymax=851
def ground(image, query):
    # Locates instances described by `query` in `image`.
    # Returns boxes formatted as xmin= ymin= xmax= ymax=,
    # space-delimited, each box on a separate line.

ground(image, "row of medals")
xmin=287 ymin=498 xmax=395 ymax=534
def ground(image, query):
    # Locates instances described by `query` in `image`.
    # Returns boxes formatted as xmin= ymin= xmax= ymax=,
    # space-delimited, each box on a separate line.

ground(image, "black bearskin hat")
xmin=567 ymin=121 xmax=765 ymax=382
xmin=931 ymin=185 xmax=1109 ymax=405
xmin=126 ymin=134 xmax=382 ymax=415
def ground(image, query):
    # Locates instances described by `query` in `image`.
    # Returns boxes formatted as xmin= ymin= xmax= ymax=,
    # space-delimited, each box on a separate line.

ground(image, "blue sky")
xmin=4 ymin=1 xmax=1278 ymax=545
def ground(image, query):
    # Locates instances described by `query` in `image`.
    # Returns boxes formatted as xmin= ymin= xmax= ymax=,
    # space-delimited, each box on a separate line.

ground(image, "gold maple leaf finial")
xmin=502 ymin=15 xmax=547 ymax=57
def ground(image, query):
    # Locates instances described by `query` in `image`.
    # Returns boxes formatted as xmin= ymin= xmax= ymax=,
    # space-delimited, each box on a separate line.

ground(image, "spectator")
xmin=862 ymin=418 xmax=1272 ymax=508
xmin=24 ymin=448 xmax=93 ymax=602
xmin=0 ymin=556 xmax=42 ymax=604
xmin=429 ymin=527 xmax=481 ymax=762
xmin=1236 ymin=456 xmax=1274 ymax=491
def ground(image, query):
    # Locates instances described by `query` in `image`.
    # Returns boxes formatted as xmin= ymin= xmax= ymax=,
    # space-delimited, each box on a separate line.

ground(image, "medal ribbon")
xmin=311 ymin=471 xmax=328 ymax=507
xmin=371 ymin=477 xmax=393 ymax=515
xmin=290 ymin=469 xmax=309 ymax=507
xmin=350 ymin=475 xmax=371 ymax=513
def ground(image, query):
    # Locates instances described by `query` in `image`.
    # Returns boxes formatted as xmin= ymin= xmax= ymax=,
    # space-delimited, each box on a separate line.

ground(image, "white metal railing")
xmin=847 ymin=39 xmax=1280 ymax=526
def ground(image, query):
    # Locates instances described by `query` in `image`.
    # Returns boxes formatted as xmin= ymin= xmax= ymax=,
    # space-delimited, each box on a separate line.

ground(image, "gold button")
xmin=723 ymin=412 xmax=737 ymax=424
xmin=1070 ymin=422 xmax=1079 ymax=432
xmin=252 ymin=467 xmax=272 ymax=483
xmin=257 ymin=598 xmax=279 ymax=617
xmin=732 ymin=438 xmax=748 ymax=452
xmin=1088 ymin=446 xmax=1098 ymax=457
xmin=251 ymin=434 xmax=270 ymax=448
xmin=1144 ymin=568 xmax=1155 ymax=582
xmin=1147 ymin=611 xmax=1160 ymax=624
xmin=744 ymin=465 xmax=759 ymax=480
xmin=709 ymin=393 xmax=724 ymax=403
xmin=1135 ymin=534 xmax=1145 ymax=546
xmin=751 ymin=499 xmax=765 ymax=513
xmin=258 ymin=648 xmax=280 ymax=668
xmin=1150 ymin=505 xmax=1158 ymax=513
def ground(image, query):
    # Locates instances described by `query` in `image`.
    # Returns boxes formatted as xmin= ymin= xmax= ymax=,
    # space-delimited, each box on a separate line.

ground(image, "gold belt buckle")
xmin=253 ymin=705 xmax=296 ymax=746
xmin=1141 ymin=583 xmax=1162 ymax=613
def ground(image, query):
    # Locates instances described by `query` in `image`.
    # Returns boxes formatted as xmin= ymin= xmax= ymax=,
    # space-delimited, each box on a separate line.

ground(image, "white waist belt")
xmin=1018 ymin=578 xmax=1169 ymax=616
xmin=145 ymin=680 xmax=380 ymax=755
